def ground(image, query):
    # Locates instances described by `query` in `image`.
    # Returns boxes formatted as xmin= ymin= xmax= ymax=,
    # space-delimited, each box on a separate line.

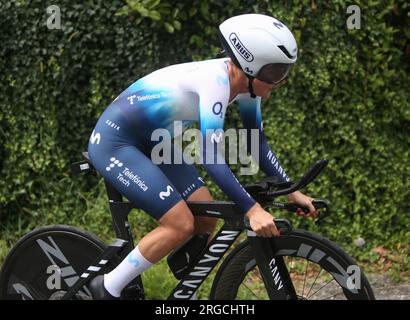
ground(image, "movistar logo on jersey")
xmin=90 ymin=130 xmax=101 ymax=145
xmin=159 ymin=185 xmax=174 ymax=200
xmin=229 ymin=33 xmax=254 ymax=62
xmin=210 ymin=132 xmax=223 ymax=144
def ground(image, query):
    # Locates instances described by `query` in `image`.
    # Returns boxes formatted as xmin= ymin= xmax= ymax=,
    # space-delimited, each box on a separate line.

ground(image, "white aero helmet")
xmin=218 ymin=14 xmax=297 ymax=94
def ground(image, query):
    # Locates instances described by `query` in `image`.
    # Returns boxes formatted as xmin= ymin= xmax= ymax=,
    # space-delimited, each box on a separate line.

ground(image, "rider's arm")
xmin=198 ymin=95 xmax=256 ymax=213
xmin=237 ymin=94 xmax=290 ymax=183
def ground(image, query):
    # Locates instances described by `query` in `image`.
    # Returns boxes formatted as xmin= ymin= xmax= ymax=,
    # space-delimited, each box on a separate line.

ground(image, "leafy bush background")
xmin=1 ymin=0 xmax=409 ymax=286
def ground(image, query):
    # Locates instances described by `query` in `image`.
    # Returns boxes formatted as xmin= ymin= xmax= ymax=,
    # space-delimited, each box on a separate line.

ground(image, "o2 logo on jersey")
xmin=212 ymin=102 xmax=224 ymax=119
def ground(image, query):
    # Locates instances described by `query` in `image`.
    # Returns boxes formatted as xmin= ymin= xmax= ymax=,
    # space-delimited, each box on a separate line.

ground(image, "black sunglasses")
xmin=256 ymin=63 xmax=292 ymax=84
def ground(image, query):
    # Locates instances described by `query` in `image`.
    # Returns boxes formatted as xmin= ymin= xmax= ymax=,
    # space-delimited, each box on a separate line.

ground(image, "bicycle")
xmin=0 ymin=152 xmax=375 ymax=300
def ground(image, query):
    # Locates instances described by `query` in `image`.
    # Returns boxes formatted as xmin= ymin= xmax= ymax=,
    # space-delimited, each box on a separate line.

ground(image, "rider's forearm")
xmin=251 ymin=129 xmax=290 ymax=183
xmin=238 ymin=96 xmax=290 ymax=182
xmin=202 ymin=154 xmax=256 ymax=213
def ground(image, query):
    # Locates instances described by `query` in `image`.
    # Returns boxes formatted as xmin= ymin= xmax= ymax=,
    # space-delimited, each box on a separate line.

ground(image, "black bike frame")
xmin=169 ymin=202 xmax=297 ymax=300
xmin=62 ymin=183 xmax=296 ymax=300
xmin=66 ymin=154 xmax=328 ymax=300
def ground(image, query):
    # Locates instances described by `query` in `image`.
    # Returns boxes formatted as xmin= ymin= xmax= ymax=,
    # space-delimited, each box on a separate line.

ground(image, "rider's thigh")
xmin=89 ymin=141 xmax=183 ymax=220
xmin=155 ymin=143 xmax=206 ymax=200
xmin=154 ymin=146 xmax=217 ymax=234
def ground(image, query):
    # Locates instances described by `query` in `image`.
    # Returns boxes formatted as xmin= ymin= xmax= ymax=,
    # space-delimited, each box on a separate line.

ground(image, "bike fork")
xmin=247 ymin=232 xmax=298 ymax=300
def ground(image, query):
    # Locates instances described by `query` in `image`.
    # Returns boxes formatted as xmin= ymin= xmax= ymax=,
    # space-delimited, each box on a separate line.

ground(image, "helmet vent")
xmin=277 ymin=45 xmax=294 ymax=59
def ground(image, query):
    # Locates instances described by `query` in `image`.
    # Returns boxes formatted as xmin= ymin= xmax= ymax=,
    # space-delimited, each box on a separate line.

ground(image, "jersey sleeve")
xmin=198 ymin=92 xmax=256 ymax=213
xmin=237 ymin=93 xmax=291 ymax=183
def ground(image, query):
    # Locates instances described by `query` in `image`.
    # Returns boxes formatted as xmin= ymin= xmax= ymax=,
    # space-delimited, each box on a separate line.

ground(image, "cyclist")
xmin=88 ymin=13 xmax=317 ymax=299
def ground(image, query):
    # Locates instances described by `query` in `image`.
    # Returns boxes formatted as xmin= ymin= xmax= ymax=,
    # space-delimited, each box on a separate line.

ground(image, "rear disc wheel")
xmin=0 ymin=225 xmax=109 ymax=300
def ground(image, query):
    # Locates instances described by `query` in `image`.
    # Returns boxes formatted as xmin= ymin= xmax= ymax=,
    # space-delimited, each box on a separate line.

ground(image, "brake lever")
xmin=282 ymin=200 xmax=330 ymax=223
xmin=313 ymin=200 xmax=330 ymax=224
xmin=243 ymin=217 xmax=292 ymax=236
xmin=275 ymin=219 xmax=293 ymax=235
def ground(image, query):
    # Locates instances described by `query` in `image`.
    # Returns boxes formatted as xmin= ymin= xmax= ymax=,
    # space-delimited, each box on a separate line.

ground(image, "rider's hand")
xmin=246 ymin=203 xmax=279 ymax=237
xmin=288 ymin=191 xmax=317 ymax=218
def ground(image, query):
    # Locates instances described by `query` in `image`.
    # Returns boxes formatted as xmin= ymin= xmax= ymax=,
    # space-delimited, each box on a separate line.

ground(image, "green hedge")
xmin=1 ymin=0 xmax=409 ymax=264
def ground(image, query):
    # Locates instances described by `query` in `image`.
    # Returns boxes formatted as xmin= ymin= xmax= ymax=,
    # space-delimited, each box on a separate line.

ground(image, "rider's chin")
xmin=263 ymin=90 xmax=272 ymax=99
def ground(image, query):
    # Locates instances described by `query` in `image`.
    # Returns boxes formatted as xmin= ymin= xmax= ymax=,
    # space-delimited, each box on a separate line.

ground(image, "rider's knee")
xmin=187 ymin=186 xmax=213 ymax=202
xmin=161 ymin=207 xmax=195 ymax=244
xmin=177 ymin=216 xmax=195 ymax=242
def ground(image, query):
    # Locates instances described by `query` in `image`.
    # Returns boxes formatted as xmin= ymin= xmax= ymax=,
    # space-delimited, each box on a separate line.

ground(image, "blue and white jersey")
xmin=106 ymin=58 xmax=290 ymax=213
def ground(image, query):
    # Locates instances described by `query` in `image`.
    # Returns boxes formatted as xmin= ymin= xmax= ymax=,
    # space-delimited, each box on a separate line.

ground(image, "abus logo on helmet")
xmin=229 ymin=33 xmax=254 ymax=62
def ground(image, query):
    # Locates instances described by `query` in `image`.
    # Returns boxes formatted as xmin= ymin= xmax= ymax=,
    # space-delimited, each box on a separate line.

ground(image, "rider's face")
xmin=252 ymin=78 xmax=288 ymax=99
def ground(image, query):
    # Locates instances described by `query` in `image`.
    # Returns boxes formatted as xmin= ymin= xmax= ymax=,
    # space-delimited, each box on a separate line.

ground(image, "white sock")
xmin=104 ymin=244 xmax=153 ymax=297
